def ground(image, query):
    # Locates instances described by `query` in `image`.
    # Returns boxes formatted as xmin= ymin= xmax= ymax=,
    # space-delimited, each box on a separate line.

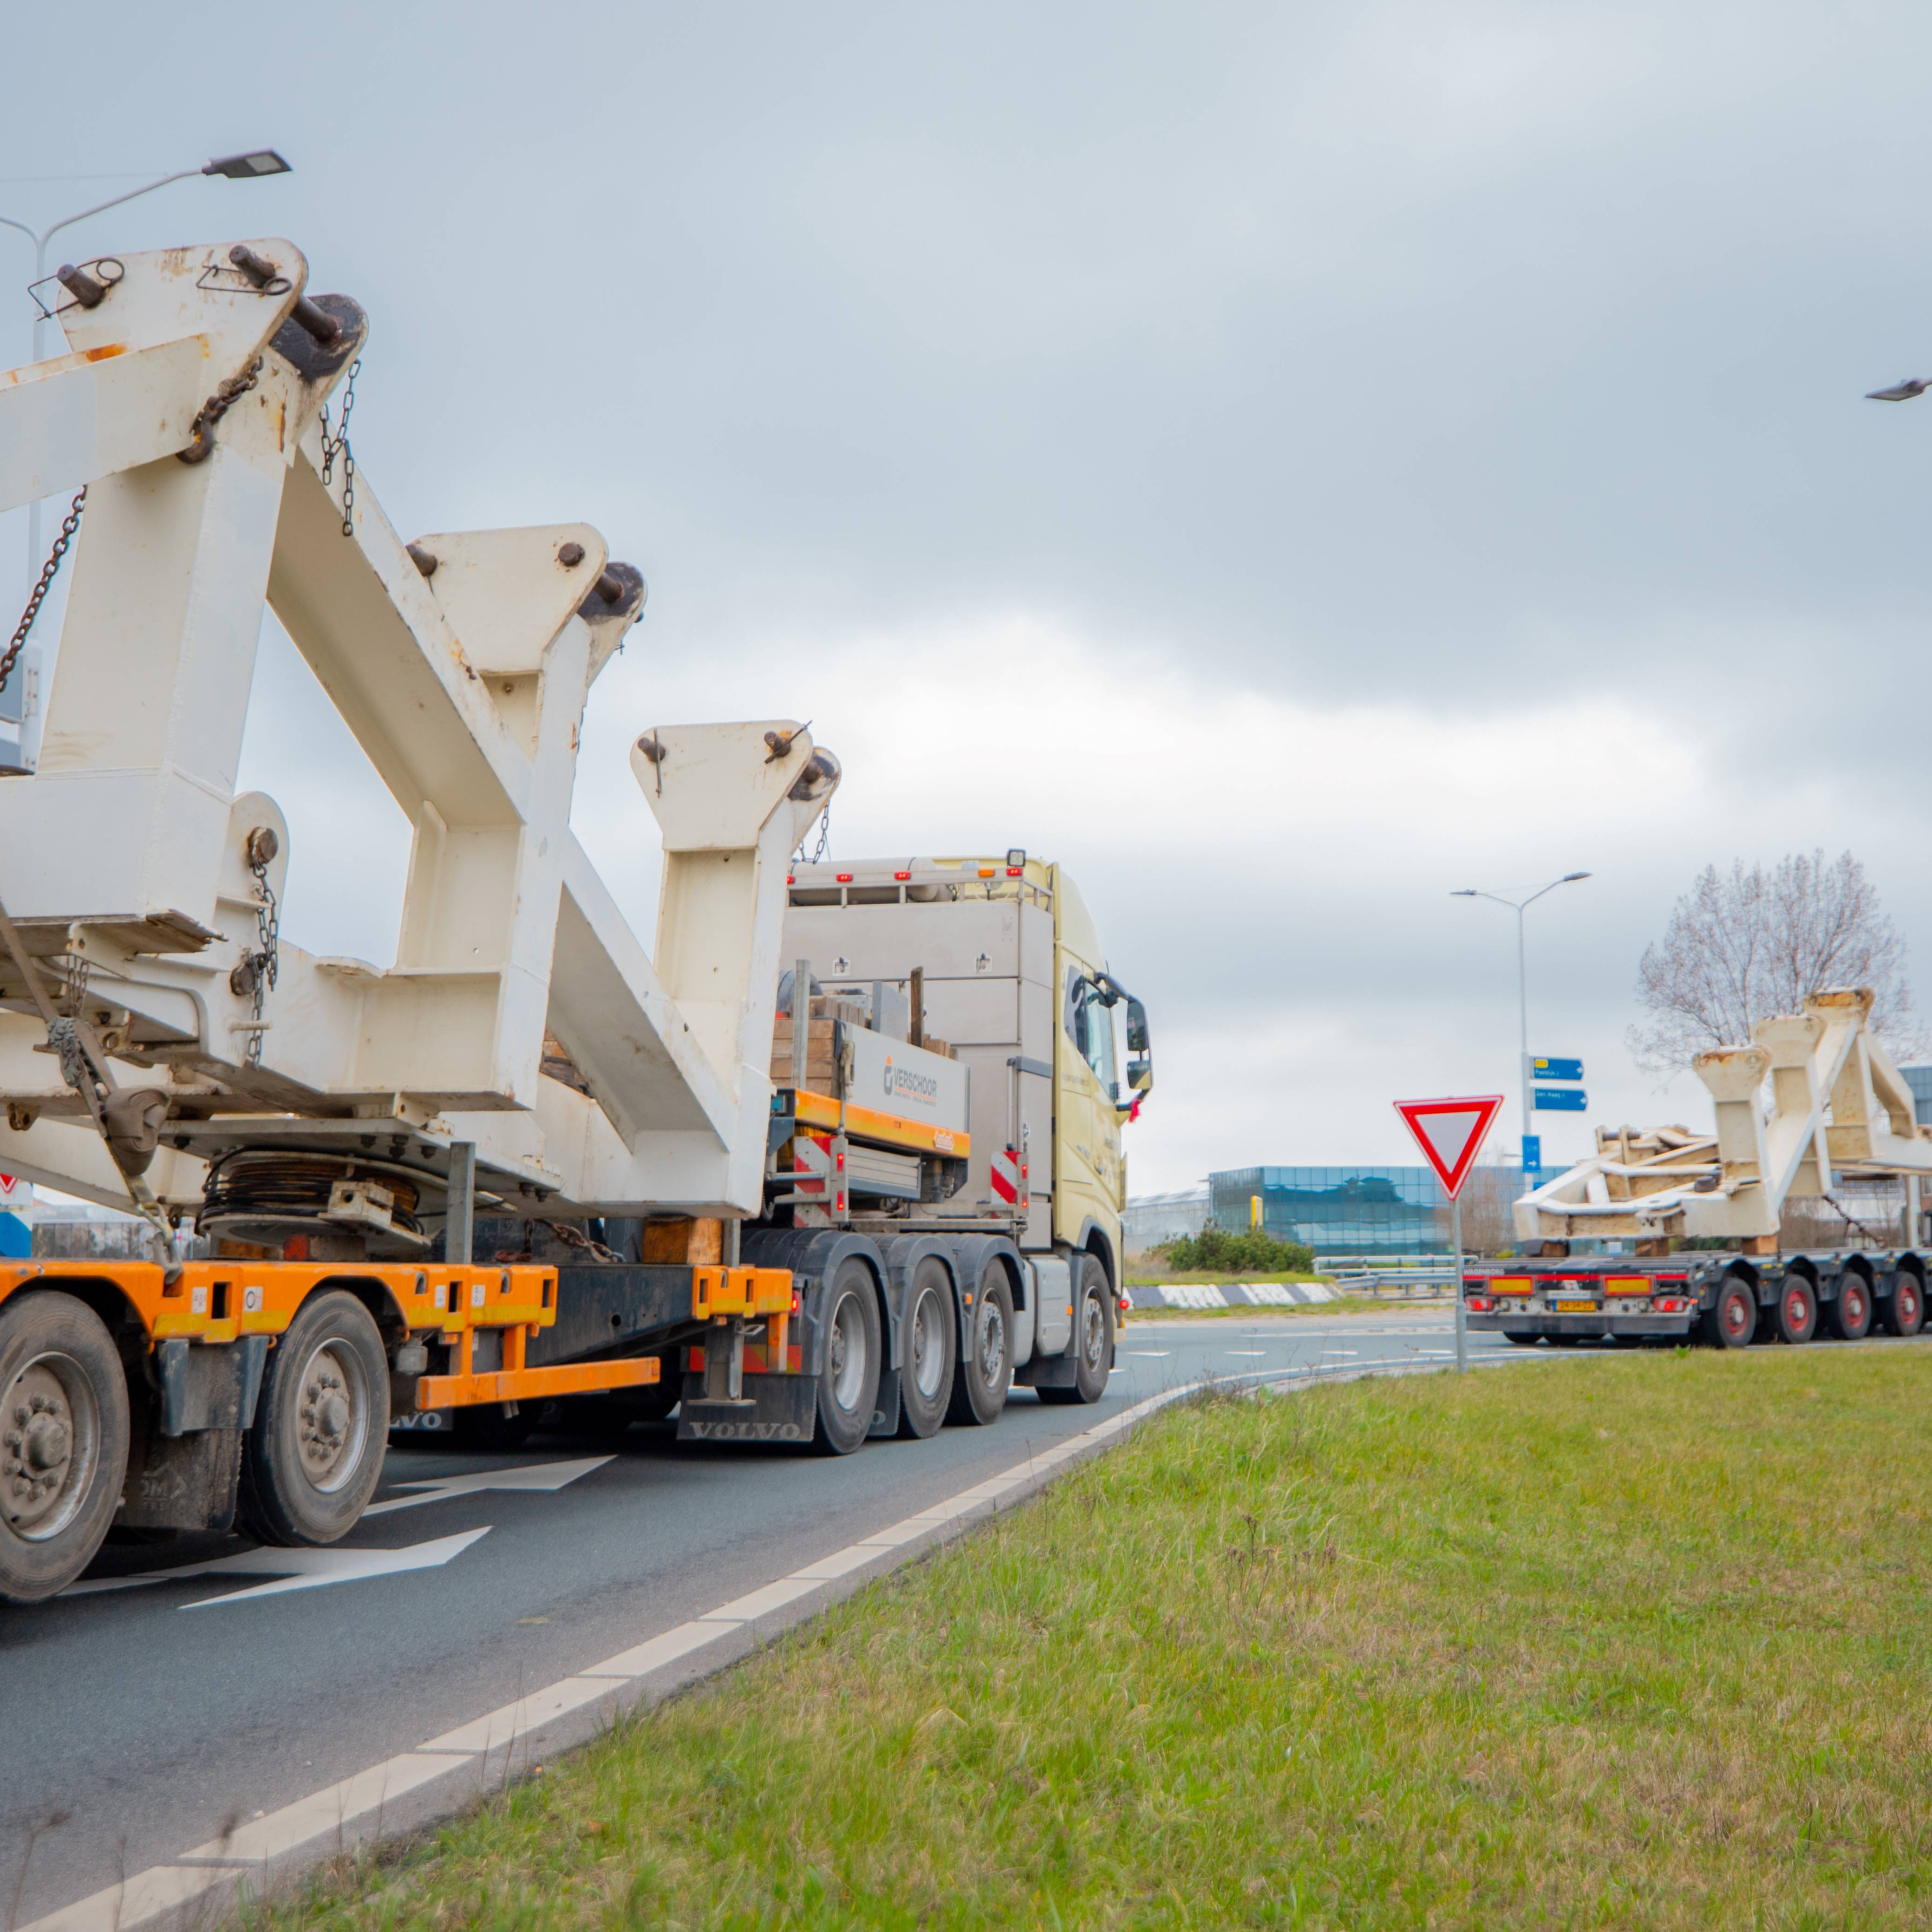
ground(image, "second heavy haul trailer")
xmin=1459 ymin=987 xmax=1931 ymax=1349
xmin=0 ymin=233 xmax=1151 ymax=1601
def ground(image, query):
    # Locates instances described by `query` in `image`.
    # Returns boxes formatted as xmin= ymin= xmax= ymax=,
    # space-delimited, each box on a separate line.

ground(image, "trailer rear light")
xmin=836 ymin=872 xmax=853 ymax=883
xmin=1605 ymin=1277 xmax=1651 ymax=1297
xmin=1118 ymin=1294 xmax=1131 ymax=1314
xmin=978 ymin=866 xmax=996 ymax=877
xmin=1465 ymin=1293 xmax=1494 ymax=1312
xmin=1006 ymin=866 xmax=1022 ymax=876
xmin=1653 ymin=1295 xmax=1691 ymax=1314
xmin=894 ymin=870 xmax=910 ymax=881
xmin=791 ymin=1288 xmax=801 ymax=1314
xmin=1488 ymin=1275 xmax=1532 ymax=1291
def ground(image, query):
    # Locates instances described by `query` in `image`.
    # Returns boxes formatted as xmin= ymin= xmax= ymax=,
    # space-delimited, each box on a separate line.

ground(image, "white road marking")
xmin=61 ymin=1528 xmax=492 ymax=1607
xmin=23 ymin=1348 xmax=1555 ymax=1932
xmin=1127 ymin=1349 xmax=1170 ymax=1357
xmin=364 ymin=1455 xmax=613 ymax=1516
xmin=1224 ymin=1350 xmax=1268 ymax=1357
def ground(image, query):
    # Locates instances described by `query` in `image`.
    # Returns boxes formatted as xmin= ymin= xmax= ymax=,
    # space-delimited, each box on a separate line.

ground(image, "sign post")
xmin=1394 ymin=1095 xmax=1505 ymax=1373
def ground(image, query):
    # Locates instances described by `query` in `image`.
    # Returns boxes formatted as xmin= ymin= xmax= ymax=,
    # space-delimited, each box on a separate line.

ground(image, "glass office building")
xmin=1902 ymin=1066 xmax=1932 ymax=1128
xmin=1209 ymin=1166 xmax=1448 ymax=1257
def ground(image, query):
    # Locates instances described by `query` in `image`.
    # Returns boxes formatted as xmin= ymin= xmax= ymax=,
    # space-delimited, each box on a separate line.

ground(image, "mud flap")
xmin=678 ymin=1373 xmax=818 ymax=1444
xmin=869 ymin=1365 xmax=900 ymax=1438
xmin=121 ymin=1426 xmax=243 ymax=1533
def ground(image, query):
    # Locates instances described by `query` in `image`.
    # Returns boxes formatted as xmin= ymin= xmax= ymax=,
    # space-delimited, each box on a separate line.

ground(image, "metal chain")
xmin=177 ymin=356 xmax=264 ymax=466
xmin=318 ymin=358 xmax=360 ymax=538
xmin=3 ymin=488 xmax=85 ymax=693
xmin=795 ymin=805 xmax=831 ymax=868
xmin=537 ymin=1217 xmax=625 ymax=1264
xmin=245 ymin=848 xmax=280 ymax=1069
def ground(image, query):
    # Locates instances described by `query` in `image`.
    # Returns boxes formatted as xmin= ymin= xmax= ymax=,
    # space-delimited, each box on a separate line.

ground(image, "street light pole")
xmin=2 ymin=150 xmax=290 ymax=581
xmin=1452 ymin=872 xmax=1591 ymax=1174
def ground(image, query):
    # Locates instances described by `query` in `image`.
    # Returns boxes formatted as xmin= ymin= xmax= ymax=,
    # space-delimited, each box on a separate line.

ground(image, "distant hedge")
xmin=1156 ymin=1225 xmax=1317 ymax=1275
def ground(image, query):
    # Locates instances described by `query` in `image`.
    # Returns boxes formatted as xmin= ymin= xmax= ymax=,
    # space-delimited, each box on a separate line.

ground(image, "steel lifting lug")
xmin=226 ymin=244 xmax=342 ymax=345
xmin=55 ymin=264 xmax=110 ymax=310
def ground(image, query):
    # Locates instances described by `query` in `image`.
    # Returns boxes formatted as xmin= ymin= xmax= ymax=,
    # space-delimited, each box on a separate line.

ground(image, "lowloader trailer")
xmin=1460 ymin=987 xmax=1930 ymax=1349
xmin=0 ymin=234 xmax=1151 ymax=1601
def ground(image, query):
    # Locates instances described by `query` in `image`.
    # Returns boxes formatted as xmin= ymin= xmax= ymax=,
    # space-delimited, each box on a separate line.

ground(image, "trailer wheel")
xmin=1880 ymin=1273 xmax=1926 ymax=1338
xmin=1703 ymin=1277 xmax=1757 ymax=1349
xmin=240 ymin=1291 xmax=389 ymax=1546
xmin=896 ymin=1259 xmax=957 ymax=1440
xmin=1827 ymin=1275 xmax=1874 ymax=1342
xmin=1774 ymin=1277 xmax=1817 ymax=1345
xmin=0 ymin=1292 xmax=130 ymax=1604
xmin=814 ymin=1260 xmax=882 ymax=1455
xmin=947 ymin=1265 xmax=1014 ymax=1427
xmin=1501 ymin=1331 xmax=1540 ymax=1346
xmin=1039 ymin=1256 xmax=1114 ymax=1404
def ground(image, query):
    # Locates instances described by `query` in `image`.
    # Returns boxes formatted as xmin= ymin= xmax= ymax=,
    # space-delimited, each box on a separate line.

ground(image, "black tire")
xmin=1827 ymin=1273 xmax=1875 ymax=1342
xmin=1501 ymin=1331 xmax=1541 ymax=1346
xmin=1703 ymin=1276 xmax=1757 ymax=1349
xmin=0 ymin=1292 xmax=130 ymax=1604
xmin=1774 ymin=1275 xmax=1817 ymax=1345
xmin=1038 ymin=1255 xmax=1114 ymax=1405
xmin=1880 ymin=1272 xmax=1926 ymax=1338
xmin=896 ymin=1259 xmax=957 ymax=1440
xmin=814 ymin=1260 xmax=881 ymax=1456
xmin=947 ymin=1262 xmax=1014 ymax=1427
xmin=240 ymin=1290 xmax=389 ymax=1547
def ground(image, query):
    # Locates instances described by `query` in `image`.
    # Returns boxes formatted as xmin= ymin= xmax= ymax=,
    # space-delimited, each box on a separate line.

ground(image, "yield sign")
xmin=1394 ymin=1094 xmax=1504 ymax=1199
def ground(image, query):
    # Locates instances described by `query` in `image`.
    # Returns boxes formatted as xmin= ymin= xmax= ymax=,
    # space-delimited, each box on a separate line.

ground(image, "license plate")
xmin=1552 ymin=1298 xmax=1598 ymax=1313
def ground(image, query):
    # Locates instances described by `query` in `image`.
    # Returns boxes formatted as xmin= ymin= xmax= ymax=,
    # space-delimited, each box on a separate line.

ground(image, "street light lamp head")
xmin=203 ymin=150 xmax=291 ymax=180
xmin=1561 ymin=871 xmax=1591 ymax=883
xmin=1450 ymin=889 xmax=1477 ymax=897
xmin=1866 ymin=379 xmax=1932 ymax=402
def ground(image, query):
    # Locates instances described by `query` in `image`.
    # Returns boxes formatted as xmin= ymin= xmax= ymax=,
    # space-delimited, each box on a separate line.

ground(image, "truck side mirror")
xmin=1128 ymin=1058 xmax=1152 ymax=1093
xmin=1126 ymin=997 xmax=1149 ymax=1055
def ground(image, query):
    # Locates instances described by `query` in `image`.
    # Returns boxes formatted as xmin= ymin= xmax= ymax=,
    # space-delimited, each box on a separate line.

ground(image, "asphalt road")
xmin=4 ymin=1311 xmax=1505 ymax=1925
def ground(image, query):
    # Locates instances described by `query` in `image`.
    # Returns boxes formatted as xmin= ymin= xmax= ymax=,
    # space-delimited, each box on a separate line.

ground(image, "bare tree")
xmin=1629 ymin=850 xmax=1925 ymax=1074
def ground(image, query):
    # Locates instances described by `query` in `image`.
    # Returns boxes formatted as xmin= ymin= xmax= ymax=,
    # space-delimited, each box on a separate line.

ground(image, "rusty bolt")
xmin=635 ymin=734 xmax=666 ymax=765
xmin=246 ymin=826 xmax=279 ymax=868
xmin=558 ymin=542 xmax=586 ymax=568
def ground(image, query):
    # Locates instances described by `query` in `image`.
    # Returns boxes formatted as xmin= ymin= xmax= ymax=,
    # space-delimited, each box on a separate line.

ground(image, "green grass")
xmin=278 ymin=1349 xmax=1932 ymax=1930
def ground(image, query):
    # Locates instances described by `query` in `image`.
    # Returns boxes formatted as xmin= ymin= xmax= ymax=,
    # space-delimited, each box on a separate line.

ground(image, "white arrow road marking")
xmin=363 ymin=1455 xmax=614 ymax=1516
xmin=63 ymin=1528 xmax=491 ymax=1606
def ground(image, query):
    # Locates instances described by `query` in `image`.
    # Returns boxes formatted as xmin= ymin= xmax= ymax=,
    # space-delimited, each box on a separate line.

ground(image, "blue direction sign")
xmin=1533 ymin=1086 xmax=1588 ymax=1112
xmin=1521 ymin=1134 xmax=1542 ymax=1174
xmin=1532 ymin=1056 xmax=1583 ymax=1082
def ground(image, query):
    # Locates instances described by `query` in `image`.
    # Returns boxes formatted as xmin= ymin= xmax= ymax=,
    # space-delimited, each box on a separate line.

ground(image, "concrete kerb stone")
xmin=25 ymin=1346 xmax=1554 ymax=1932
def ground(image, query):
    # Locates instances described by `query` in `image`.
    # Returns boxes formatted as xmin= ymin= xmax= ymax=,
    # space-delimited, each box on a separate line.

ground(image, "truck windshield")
xmin=1070 ymin=977 xmax=1117 ymax=1090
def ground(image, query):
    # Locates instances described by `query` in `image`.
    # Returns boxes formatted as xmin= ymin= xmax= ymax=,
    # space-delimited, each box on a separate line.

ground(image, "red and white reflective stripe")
xmin=793 ymin=1134 xmax=833 ymax=1196
xmin=990 ymin=1147 xmax=1026 ymax=1205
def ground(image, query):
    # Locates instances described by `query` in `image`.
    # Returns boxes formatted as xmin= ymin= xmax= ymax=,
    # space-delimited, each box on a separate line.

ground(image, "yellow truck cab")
xmin=770 ymin=851 xmax=1151 ymax=1410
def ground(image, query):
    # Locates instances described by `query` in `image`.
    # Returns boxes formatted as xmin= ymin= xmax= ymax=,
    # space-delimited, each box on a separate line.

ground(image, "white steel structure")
xmin=0 ymin=236 xmax=834 ymax=1225
xmin=1514 ymin=987 xmax=1932 ymax=1246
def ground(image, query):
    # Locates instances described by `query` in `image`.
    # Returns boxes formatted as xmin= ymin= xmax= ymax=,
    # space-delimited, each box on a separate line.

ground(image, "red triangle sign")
xmin=1393 ymin=1094 xmax=1504 ymax=1199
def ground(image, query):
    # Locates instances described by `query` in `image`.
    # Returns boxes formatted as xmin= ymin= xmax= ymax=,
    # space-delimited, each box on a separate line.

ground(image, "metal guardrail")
xmin=1316 ymin=1254 xmax=1456 ymax=1275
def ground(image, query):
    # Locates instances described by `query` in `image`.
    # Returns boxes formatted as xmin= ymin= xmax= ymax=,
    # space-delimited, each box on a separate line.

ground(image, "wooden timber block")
xmin=1740 ymin=1234 xmax=1777 ymax=1256
xmin=640 ymin=1217 xmax=723 ymax=1264
xmin=1632 ymin=1238 xmax=1672 ymax=1257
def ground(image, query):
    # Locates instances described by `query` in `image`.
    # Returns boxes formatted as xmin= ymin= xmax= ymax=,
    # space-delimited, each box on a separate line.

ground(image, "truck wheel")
xmin=814 ymin=1260 xmax=881 ymax=1456
xmin=947 ymin=1266 xmax=1014 ymax=1427
xmin=1703 ymin=1277 xmax=1757 ymax=1349
xmin=1501 ymin=1331 xmax=1541 ymax=1346
xmin=896 ymin=1259 xmax=957 ymax=1440
xmin=1039 ymin=1257 xmax=1114 ymax=1404
xmin=240 ymin=1291 xmax=389 ymax=1546
xmin=1827 ymin=1275 xmax=1874 ymax=1342
xmin=1775 ymin=1277 xmax=1817 ymax=1345
xmin=1880 ymin=1273 xmax=1926 ymax=1338
xmin=0 ymin=1292 xmax=130 ymax=1605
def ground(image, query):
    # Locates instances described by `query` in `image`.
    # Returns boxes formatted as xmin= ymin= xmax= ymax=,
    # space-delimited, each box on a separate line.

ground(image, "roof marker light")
xmin=894 ymin=870 xmax=910 ymax=881
xmin=978 ymin=866 xmax=996 ymax=878
xmin=836 ymin=872 xmax=854 ymax=883
xmin=1006 ymin=867 xmax=1022 ymax=877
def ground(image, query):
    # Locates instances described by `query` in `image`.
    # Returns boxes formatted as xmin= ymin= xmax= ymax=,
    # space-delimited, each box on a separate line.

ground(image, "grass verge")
xmin=276 ymin=1349 xmax=1932 ymax=1930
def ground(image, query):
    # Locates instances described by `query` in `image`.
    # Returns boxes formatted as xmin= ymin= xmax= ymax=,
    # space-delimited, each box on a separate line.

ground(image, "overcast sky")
xmin=9 ymin=2 xmax=1932 ymax=1193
